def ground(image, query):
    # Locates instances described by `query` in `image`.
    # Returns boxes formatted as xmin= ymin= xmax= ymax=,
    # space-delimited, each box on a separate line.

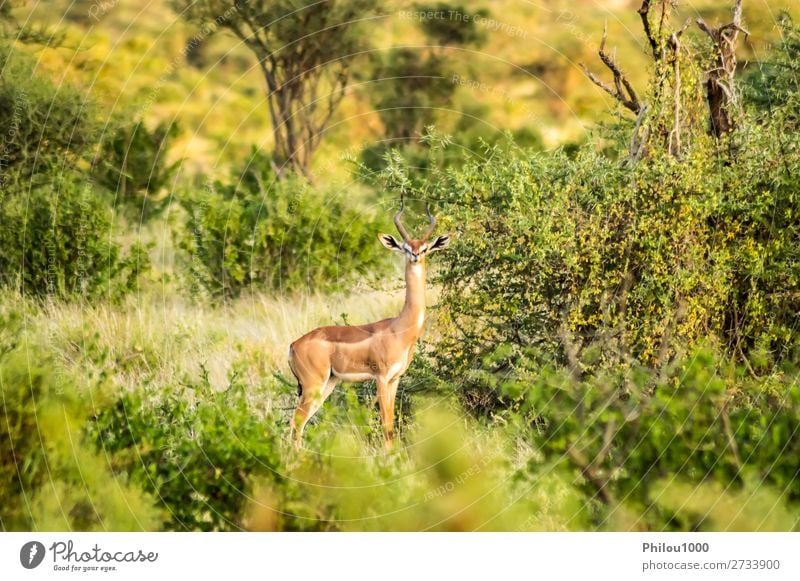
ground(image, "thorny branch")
xmin=638 ymin=0 xmax=660 ymax=59
xmin=580 ymin=23 xmax=643 ymax=114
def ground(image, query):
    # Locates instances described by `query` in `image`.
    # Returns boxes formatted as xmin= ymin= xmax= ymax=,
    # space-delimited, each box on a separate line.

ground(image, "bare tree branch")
xmin=696 ymin=0 xmax=748 ymax=137
xmin=638 ymin=0 xmax=660 ymax=59
xmin=580 ymin=23 xmax=643 ymax=114
xmin=627 ymin=104 xmax=650 ymax=165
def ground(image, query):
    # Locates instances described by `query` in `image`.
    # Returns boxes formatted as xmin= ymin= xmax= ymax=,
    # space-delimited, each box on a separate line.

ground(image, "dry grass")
xmin=5 ymin=286 xmax=410 ymax=395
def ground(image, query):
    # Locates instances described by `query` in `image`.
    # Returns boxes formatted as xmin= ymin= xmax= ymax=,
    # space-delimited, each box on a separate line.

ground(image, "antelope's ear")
xmin=428 ymin=234 xmax=451 ymax=253
xmin=378 ymin=233 xmax=403 ymax=251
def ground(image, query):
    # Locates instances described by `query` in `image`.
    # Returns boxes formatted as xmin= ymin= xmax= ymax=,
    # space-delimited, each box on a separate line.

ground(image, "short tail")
xmin=287 ymin=344 xmax=302 ymax=398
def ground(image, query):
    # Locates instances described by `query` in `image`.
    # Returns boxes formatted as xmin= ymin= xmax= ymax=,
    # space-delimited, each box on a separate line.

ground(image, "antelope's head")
xmin=378 ymin=203 xmax=450 ymax=264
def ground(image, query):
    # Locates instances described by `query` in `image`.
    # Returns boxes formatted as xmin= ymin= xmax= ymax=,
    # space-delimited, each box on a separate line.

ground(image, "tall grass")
xmin=9 ymin=286 xmax=404 ymax=392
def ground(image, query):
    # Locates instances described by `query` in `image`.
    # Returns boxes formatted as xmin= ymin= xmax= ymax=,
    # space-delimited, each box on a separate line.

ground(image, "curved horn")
xmin=393 ymin=199 xmax=412 ymax=242
xmin=422 ymin=204 xmax=437 ymax=241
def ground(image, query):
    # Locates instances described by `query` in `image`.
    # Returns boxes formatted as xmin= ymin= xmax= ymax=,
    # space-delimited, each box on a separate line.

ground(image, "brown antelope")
xmin=287 ymin=203 xmax=450 ymax=450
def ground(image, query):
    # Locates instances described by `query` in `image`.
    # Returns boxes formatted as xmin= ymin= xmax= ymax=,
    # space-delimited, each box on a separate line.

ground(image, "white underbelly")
xmin=330 ymin=368 xmax=375 ymax=382
xmin=331 ymin=355 xmax=408 ymax=383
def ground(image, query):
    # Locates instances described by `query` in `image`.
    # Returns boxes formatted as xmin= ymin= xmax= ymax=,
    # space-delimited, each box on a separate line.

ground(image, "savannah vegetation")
xmin=1 ymin=0 xmax=799 ymax=531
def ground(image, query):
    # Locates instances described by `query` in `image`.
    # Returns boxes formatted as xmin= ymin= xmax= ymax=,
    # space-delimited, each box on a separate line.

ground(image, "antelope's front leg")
xmin=377 ymin=376 xmax=400 ymax=451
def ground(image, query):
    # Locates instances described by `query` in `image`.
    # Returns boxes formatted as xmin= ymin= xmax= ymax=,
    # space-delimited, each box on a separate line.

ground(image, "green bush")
xmin=0 ymin=310 xmax=163 ymax=531
xmin=381 ymin=113 xmax=800 ymax=402
xmin=89 ymin=375 xmax=286 ymax=531
xmin=360 ymin=21 xmax=800 ymax=531
xmin=260 ymin=403 xmax=565 ymax=532
xmin=0 ymin=42 xmax=149 ymax=300
xmin=743 ymin=14 xmax=800 ymax=124
xmin=0 ymin=43 xmax=99 ymax=189
xmin=396 ymin=19 xmax=800 ymax=393
xmin=0 ymin=178 xmax=149 ymax=299
xmin=179 ymin=156 xmax=389 ymax=297
xmin=482 ymin=346 xmax=800 ymax=529
xmin=93 ymin=120 xmax=181 ymax=221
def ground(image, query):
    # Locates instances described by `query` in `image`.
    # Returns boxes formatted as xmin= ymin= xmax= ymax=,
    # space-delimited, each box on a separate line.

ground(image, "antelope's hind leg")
xmin=290 ymin=371 xmax=337 ymax=450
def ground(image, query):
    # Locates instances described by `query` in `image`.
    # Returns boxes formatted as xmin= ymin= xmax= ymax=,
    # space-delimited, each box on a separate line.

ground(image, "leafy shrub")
xmin=0 ymin=42 xmax=149 ymax=299
xmin=380 ymin=20 xmax=800 ymax=394
xmin=90 ymin=375 xmax=286 ymax=531
xmin=180 ymin=156 xmax=389 ymax=297
xmin=464 ymin=344 xmax=800 ymax=529
xmin=381 ymin=124 xmax=800 ymax=528
xmin=361 ymin=22 xmax=800 ymax=531
xmin=375 ymin=108 xmax=800 ymax=401
xmin=0 ymin=42 xmax=99 ymax=189
xmin=93 ymin=120 xmax=180 ymax=221
xmin=743 ymin=14 xmax=800 ymax=123
xmin=246 ymin=402 xmax=580 ymax=531
xmin=0 ymin=310 xmax=163 ymax=531
xmin=0 ymin=178 xmax=149 ymax=299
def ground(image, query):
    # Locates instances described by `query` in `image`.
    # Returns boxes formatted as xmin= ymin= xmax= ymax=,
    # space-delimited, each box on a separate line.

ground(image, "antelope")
xmin=287 ymin=203 xmax=450 ymax=450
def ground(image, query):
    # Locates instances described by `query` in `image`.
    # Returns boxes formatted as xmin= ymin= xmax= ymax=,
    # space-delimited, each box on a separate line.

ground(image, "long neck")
xmin=396 ymin=260 xmax=427 ymax=336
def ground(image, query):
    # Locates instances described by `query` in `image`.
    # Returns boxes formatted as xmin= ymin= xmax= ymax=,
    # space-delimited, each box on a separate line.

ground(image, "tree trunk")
xmin=706 ymin=78 xmax=733 ymax=137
